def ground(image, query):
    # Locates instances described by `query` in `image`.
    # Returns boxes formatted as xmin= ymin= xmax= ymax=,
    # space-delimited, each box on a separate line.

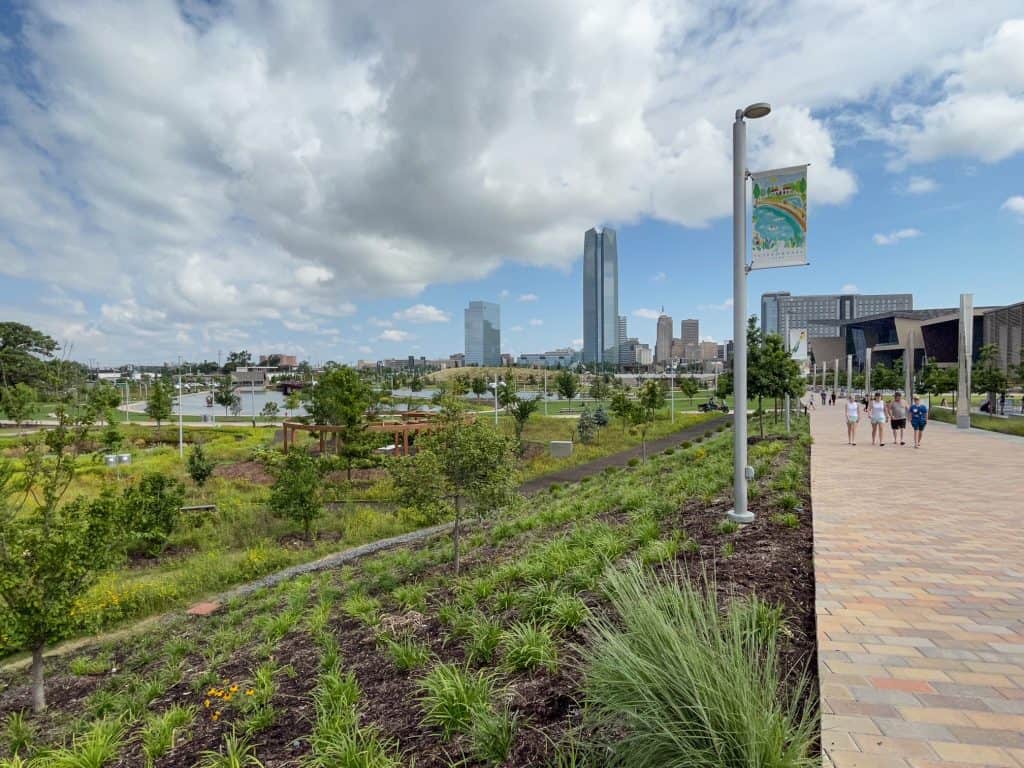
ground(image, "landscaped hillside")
xmin=0 ymin=421 xmax=817 ymax=767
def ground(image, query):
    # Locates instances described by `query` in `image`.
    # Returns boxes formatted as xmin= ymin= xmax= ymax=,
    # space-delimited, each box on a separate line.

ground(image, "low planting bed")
xmin=0 ymin=424 xmax=817 ymax=767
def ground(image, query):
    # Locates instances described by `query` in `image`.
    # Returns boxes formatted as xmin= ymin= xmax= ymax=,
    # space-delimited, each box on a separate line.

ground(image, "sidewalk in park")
xmin=811 ymin=406 xmax=1024 ymax=767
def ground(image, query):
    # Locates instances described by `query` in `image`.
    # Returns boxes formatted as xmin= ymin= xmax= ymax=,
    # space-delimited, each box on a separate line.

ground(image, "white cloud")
xmin=40 ymin=286 xmax=86 ymax=316
xmin=367 ymin=317 xmax=393 ymax=328
xmin=651 ymin=271 xmax=667 ymax=283
xmin=517 ymin=293 xmax=539 ymax=303
xmin=905 ymin=176 xmax=938 ymax=195
xmin=1001 ymin=196 xmax=1024 ymax=216
xmin=571 ymin=339 xmax=583 ymax=349
xmin=698 ymin=298 xmax=733 ymax=311
xmin=632 ymin=308 xmax=661 ymax=320
xmin=528 ymin=318 xmax=544 ymax=327
xmin=509 ymin=325 xmax=524 ymax=332
xmin=840 ymin=283 xmax=860 ymax=294
xmin=358 ymin=345 xmax=373 ymax=355
xmin=499 ymin=289 xmax=510 ymax=298
xmin=378 ymin=329 xmax=411 ymax=342
xmin=392 ymin=304 xmax=451 ymax=323
xmin=873 ymin=228 xmax=922 ymax=245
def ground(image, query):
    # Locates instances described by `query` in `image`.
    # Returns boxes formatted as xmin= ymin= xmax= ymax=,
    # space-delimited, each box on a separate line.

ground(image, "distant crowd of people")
xmin=804 ymin=388 xmax=929 ymax=448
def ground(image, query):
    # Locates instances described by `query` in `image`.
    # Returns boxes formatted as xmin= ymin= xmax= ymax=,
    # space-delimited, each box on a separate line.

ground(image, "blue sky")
xmin=1 ymin=1 xmax=1022 ymax=366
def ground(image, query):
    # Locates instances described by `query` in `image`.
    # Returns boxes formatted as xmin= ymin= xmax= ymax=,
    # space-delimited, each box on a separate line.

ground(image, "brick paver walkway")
xmin=812 ymin=407 xmax=1024 ymax=767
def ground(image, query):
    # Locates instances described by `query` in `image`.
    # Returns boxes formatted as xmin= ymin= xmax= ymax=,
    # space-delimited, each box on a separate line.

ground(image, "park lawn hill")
xmin=0 ymin=420 xmax=818 ymax=767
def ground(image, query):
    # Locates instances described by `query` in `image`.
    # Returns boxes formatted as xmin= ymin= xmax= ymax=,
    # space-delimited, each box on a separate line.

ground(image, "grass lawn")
xmin=0 ymin=420 xmax=817 ymax=767
xmin=928 ymin=406 xmax=1024 ymax=437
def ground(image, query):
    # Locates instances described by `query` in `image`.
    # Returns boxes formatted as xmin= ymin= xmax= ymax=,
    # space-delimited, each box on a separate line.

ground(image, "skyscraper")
xmin=582 ymin=227 xmax=619 ymax=365
xmin=464 ymin=301 xmax=500 ymax=366
xmin=681 ymin=318 xmax=700 ymax=347
xmin=655 ymin=310 xmax=673 ymax=365
xmin=760 ymin=291 xmax=913 ymax=341
xmin=760 ymin=292 xmax=790 ymax=336
xmin=616 ymin=315 xmax=629 ymax=366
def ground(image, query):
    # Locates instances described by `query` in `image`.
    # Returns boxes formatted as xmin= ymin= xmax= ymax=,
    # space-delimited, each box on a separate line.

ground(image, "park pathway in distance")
xmin=811 ymin=406 xmax=1024 ymax=767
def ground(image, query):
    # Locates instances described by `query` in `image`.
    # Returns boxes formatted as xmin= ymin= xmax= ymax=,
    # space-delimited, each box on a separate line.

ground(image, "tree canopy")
xmin=308 ymin=366 xmax=372 ymax=428
xmin=0 ymin=323 xmax=58 ymax=389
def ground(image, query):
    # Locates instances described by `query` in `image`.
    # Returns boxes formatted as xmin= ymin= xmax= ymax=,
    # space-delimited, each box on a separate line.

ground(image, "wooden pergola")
xmin=281 ymin=411 xmax=473 ymax=457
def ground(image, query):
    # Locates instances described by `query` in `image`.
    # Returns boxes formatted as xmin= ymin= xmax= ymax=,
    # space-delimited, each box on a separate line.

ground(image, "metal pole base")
xmin=726 ymin=508 xmax=755 ymax=524
xmin=956 ymin=415 xmax=971 ymax=429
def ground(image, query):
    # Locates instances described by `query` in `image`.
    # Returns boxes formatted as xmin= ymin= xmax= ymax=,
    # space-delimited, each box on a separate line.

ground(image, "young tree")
xmin=678 ymin=376 xmax=700 ymax=406
xmin=593 ymin=406 xmax=609 ymax=427
xmin=308 ymin=367 xmax=372 ymax=428
xmin=588 ymin=378 xmax=610 ymax=401
xmin=577 ymin=409 xmax=598 ymax=444
xmin=555 ymin=370 xmax=579 ymax=412
xmin=214 ymin=376 xmax=237 ymax=415
xmin=637 ymin=379 xmax=666 ymax=417
xmin=269 ymin=450 xmax=323 ymax=541
xmin=410 ymin=376 xmax=424 ymax=392
xmin=145 ymin=380 xmax=173 ymax=427
xmin=507 ymin=395 xmax=540 ymax=449
xmin=973 ymin=343 xmax=1008 ymax=414
xmin=229 ymin=396 xmax=243 ymax=417
xmin=609 ymin=390 xmax=632 ymax=433
xmin=119 ymin=473 xmax=186 ymax=556
xmin=391 ymin=399 xmax=516 ymax=574
xmin=261 ymin=401 xmax=280 ymax=421
xmin=187 ymin=443 xmax=215 ymax=488
xmin=627 ymin=401 xmax=655 ymax=462
xmin=284 ymin=391 xmax=302 ymax=418
xmin=0 ymin=392 xmax=119 ymax=712
xmin=1 ymin=382 xmax=36 ymax=428
xmin=471 ymin=375 xmax=488 ymax=401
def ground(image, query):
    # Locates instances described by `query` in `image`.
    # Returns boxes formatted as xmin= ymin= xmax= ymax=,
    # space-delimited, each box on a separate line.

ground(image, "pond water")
xmin=170 ymin=390 xmax=309 ymax=417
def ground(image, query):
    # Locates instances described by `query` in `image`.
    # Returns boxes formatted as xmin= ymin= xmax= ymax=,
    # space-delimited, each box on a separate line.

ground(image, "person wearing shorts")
xmin=888 ymin=391 xmax=908 ymax=445
xmin=845 ymin=394 xmax=860 ymax=445
xmin=869 ymin=391 xmax=887 ymax=446
xmin=909 ymin=395 xmax=928 ymax=448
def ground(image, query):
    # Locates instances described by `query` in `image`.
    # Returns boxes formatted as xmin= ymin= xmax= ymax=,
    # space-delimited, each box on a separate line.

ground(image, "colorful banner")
xmin=750 ymin=164 xmax=808 ymax=270
xmin=788 ymin=328 xmax=808 ymax=361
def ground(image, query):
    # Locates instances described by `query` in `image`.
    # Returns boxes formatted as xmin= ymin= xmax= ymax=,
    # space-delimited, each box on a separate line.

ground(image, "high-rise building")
xmin=464 ymin=301 xmax=500 ymax=366
xmin=616 ymin=315 xmax=629 ymax=366
xmin=761 ymin=292 xmax=913 ymax=342
xmin=681 ymin=319 xmax=699 ymax=347
xmin=582 ymin=227 xmax=619 ymax=365
xmin=655 ymin=310 xmax=673 ymax=365
xmin=699 ymin=341 xmax=719 ymax=361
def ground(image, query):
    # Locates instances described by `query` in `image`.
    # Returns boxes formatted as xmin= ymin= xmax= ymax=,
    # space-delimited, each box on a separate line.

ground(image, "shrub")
xmin=120 ymin=473 xmax=186 ymax=556
xmin=471 ymin=704 xmax=518 ymax=765
xmin=717 ymin=520 xmax=739 ymax=535
xmin=626 ymin=458 xmax=640 ymax=468
xmin=662 ymin=448 xmax=675 ymax=456
xmin=268 ymin=450 xmax=323 ymax=541
xmin=704 ymin=430 xmax=713 ymax=438
xmin=417 ymin=663 xmax=498 ymax=737
xmin=500 ymin=622 xmax=558 ymax=672
xmin=581 ymin=564 xmax=816 ymax=768
xmin=681 ymin=441 xmax=692 ymax=449
xmin=187 ymin=443 xmax=215 ymax=488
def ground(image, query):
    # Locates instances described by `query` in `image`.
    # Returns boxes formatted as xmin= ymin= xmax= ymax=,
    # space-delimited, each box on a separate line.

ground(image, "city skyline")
xmin=1 ymin=5 xmax=1022 ymax=365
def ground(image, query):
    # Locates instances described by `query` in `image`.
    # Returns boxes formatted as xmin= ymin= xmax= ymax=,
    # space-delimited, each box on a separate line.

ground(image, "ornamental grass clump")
xmin=581 ymin=564 xmax=816 ymax=768
xmin=417 ymin=663 xmax=499 ymax=738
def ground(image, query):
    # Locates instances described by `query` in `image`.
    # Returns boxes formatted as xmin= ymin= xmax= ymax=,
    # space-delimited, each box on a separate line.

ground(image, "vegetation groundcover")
xmin=0 ymin=423 xmax=817 ymax=768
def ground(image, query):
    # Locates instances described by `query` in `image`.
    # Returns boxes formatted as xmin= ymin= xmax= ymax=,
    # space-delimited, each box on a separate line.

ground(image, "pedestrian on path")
xmin=888 ymin=391 xmax=908 ymax=445
xmin=845 ymin=394 xmax=860 ymax=445
xmin=909 ymin=394 xmax=928 ymax=448
xmin=869 ymin=391 xmax=888 ymax=446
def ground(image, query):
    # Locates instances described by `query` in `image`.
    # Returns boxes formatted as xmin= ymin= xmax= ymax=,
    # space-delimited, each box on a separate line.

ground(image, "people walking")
xmin=909 ymin=394 xmax=928 ymax=448
xmin=845 ymin=394 xmax=860 ymax=445
xmin=888 ymin=391 xmax=908 ymax=446
xmin=869 ymin=392 xmax=887 ymax=446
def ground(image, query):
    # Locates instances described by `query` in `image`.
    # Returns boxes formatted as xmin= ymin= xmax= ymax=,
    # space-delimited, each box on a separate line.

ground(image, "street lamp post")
xmin=670 ymin=367 xmax=675 ymax=423
xmin=178 ymin=357 xmax=184 ymax=459
xmin=727 ymin=102 xmax=771 ymax=526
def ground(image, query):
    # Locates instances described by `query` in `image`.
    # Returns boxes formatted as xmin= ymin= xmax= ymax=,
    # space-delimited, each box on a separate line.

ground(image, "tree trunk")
xmin=758 ymin=396 xmax=765 ymax=438
xmin=31 ymin=644 xmax=46 ymax=713
xmin=452 ymin=496 xmax=462 ymax=575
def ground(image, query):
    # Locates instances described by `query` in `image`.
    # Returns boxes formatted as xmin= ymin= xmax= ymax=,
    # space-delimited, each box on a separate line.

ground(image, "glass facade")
xmin=464 ymin=301 xmax=500 ymax=366
xmin=583 ymin=227 xmax=619 ymax=365
xmin=761 ymin=292 xmax=912 ymax=341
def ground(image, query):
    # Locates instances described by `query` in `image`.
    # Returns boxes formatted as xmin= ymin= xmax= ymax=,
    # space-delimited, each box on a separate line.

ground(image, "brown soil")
xmin=213 ymin=460 xmax=273 ymax=484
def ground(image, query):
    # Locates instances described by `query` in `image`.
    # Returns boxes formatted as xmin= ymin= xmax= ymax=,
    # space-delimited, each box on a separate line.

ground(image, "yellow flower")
xmin=229 ymin=684 xmax=239 ymax=693
xmin=204 ymin=699 xmax=211 ymax=708
xmin=245 ymin=689 xmax=254 ymax=696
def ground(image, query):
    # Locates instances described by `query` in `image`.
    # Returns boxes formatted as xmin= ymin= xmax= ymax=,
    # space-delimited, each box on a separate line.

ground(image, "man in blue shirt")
xmin=909 ymin=395 xmax=928 ymax=449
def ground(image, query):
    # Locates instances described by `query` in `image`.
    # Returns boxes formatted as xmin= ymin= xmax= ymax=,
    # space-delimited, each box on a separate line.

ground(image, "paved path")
xmin=812 ymin=407 xmax=1024 ymax=767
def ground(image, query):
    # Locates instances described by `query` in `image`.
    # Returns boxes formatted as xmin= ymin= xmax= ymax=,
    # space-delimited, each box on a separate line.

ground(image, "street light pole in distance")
xmin=727 ymin=102 xmax=771 ymax=526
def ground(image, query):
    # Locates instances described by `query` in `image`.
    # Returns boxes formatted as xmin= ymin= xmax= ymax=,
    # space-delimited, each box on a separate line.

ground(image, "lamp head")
xmin=743 ymin=102 xmax=772 ymax=119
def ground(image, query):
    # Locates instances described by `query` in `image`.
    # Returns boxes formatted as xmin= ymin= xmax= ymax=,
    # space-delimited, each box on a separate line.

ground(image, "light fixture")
xmin=743 ymin=102 xmax=772 ymax=120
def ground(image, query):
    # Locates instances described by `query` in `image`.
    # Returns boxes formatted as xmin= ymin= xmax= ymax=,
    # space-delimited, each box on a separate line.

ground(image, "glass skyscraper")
xmin=464 ymin=301 xmax=500 ymax=366
xmin=583 ymin=227 xmax=618 ymax=365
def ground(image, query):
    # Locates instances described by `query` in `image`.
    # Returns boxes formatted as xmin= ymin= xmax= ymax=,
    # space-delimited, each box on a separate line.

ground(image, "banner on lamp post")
xmin=750 ymin=164 xmax=808 ymax=270
xmin=788 ymin=328 xmax=808 ymax=361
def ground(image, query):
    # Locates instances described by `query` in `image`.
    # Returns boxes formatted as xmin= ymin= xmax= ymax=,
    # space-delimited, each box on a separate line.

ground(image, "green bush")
xmin=772 ymin=513 xmax=800 ymax=529
xmin=500 ymin=622 xmax=558 ymax=672
xmin=704 ymin=431 xmax=712 ymax=438
xmin=626 ymin=458 xmax=640 ymax=468
xmin=417 ymin=663 xmax=498 ymax=737
xmin=581 ymin=564 xmax=816 ymax=767
xmin=681 ymin=441 xmax=692 ymax=449
xmin=120 ymin=473 xmax=186 ymax=556
xmin=662 ymin=448 xmax=675 ymax=456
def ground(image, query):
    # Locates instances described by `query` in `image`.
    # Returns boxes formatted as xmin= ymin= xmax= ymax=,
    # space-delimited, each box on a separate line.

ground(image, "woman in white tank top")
xmin=869 ymin=392 xmax=888 ymax=446
xmin=845 ymin=395 xmax=860 ymax=445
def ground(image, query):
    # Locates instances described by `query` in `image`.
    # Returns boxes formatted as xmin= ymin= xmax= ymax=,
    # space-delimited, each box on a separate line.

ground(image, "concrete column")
xmin=904 ymin=329 xmax=915 ymax=399
xmin=846 ymin=354 xmax=853 ymax=393
xmin=833 ymin=358 xmax=839 ymax=401
xmin=864 ymin=347 xmax=873 ymax=395
xmin=957 ymin=293 xmax=973 ymax=429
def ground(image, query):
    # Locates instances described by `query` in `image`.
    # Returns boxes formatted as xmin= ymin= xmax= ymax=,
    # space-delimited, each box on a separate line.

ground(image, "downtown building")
xmin=655 ymin=311 xmax=673 ymax=366
xmin=761 ymin=291 xmax=913 ymax=354
xmin=464 ymin=300 xmax=501 ymax=366
xmin=582 ymin=227 xmax=619 ymax=366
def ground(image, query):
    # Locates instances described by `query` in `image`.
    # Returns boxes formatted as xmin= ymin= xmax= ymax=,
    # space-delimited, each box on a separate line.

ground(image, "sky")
xmin=1 ymin=0 xmax=1023 ymax=366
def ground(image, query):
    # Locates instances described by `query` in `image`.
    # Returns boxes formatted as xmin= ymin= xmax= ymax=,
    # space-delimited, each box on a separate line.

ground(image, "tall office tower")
xmin=760 ymin=292 xmax=790 ymax=336
xmin=464 ymin=301 xmax=501 ymax=366
xmin=655 ymin=310 xmax=673 ymax=365
xmin=681 ymin=318 xmax=700 ymax=348
xmin=616 ymin=315 xmax=629 ymax=367
xmin=583 ymin=227 xmax=619 ymax=365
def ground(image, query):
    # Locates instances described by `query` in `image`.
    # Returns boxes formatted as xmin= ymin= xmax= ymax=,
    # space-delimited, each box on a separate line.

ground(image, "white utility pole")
xmin=177 ymin=357 xmax=184 ymax=458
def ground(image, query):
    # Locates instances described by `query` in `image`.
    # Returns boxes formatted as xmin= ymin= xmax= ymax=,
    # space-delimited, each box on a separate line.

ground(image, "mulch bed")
xmin=213 ymin=460 xmax=274 ymax=484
